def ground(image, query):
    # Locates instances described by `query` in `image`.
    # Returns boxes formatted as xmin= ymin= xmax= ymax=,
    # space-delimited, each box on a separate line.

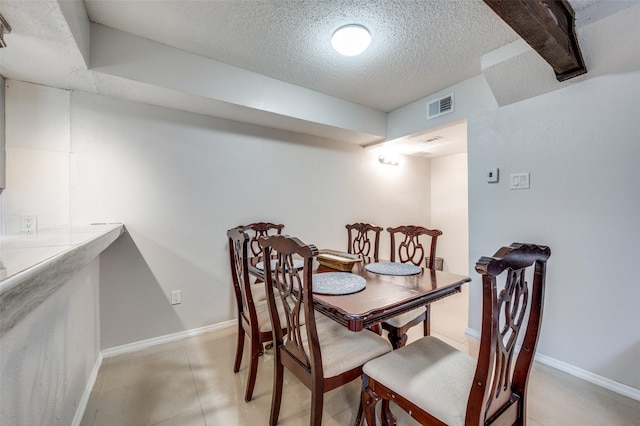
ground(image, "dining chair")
xmin=383 ymin=225 xmax=443 ymax=349
xmin=361 ymin=242 xmax=551 ymax=426
xmin=227 ymin=226 xmax=287 ymax=402
xmin=260 ymin=234 xmax=393 ymax=426
xmin=346 ymin=222 xmax=383 ymax=263
xmin=244 ymin=221 xmax=285 ymax=258
xmin=240 ymin=222 xmax=285 ymax=300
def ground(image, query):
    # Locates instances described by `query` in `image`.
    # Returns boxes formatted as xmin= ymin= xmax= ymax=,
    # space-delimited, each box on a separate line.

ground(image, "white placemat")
xmin=256 ymin=259 xmax=304 ymax=271
xmin=312 ymin=272 xmax=366 ymax=295
xmin=365 ymin=262 xmax=421 ymax=276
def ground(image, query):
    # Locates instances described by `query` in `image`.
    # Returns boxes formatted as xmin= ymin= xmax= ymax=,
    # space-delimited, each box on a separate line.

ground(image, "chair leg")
xmin=387 ymin=328 xmax=408 ymax=350
xmin=380 ymin=400 xmax=397 ymax=426
xmin=355 ymin=399 xmax=364 ymax=426
xmin=244 ymin=340 xmax=261 ymax=402
xmin=310 ymin=383 xmax=324 ymax=426
xmin=363 ymin=386 xmax=379 ymax=426
xmin=423 ymin=305 xmax=431 ymax=336
xmin=234 ymin=325 xmax=245 ymax=373
xmin=269 ymin=357 xmax=284 ymax=426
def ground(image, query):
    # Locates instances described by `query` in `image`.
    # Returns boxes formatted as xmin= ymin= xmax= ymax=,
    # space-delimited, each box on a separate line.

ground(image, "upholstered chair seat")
xmin=250 ymin=283 xmax=267 ymax=302
xmin=304 ymin=315 xmax=392 ymax=379
xmin=363 ymin=336 xmax=475 ymax=425
xmin=255 ymin=297 xmax=289 ymax=333
xmin=382 ymin=306 xmax=427 ymax=329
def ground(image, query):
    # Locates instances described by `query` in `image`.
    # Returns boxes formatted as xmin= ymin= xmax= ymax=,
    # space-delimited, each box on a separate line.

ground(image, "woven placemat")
xmin=365 ymin=262 xmax=421 ymax=276
xmin=312 ymin=272 xmax=366 ymax=295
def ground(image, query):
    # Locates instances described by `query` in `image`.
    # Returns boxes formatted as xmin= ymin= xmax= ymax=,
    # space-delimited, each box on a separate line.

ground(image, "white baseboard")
xmin=534 ymin=352 xmax=640 ymax=401
xmin=464 ymin=327 xmax=640 ymax=402
xmin=465 ymin=327 xmax=480 ymax=340
xmin=71 ymin=351 xmax=104 ymax=426
xmin=101 ymin=319 xmax=236 ymax=358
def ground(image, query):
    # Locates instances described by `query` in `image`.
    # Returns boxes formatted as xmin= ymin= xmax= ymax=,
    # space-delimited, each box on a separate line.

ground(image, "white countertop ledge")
xmin=0 ymin=224 xmax=125 ymax=335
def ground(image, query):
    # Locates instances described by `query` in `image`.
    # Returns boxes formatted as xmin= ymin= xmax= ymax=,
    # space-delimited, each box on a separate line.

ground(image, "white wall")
xmin=468 ymin=71 xmax=640 ymax=390
xmin=387 ymin=75 xmax=497 ymax=140
xmin=2 ymin=80 xmax=70 ymax=232
xmin=430 ymin=152 xmax=469 ymax=275
xmin=63 ymin=89 xmax=431 ymax=348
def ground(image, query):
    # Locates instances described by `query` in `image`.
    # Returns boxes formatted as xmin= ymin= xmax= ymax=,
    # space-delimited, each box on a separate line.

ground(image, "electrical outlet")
xmin=171 ymin=290 xmax=182 ymax=305
xmin=486 ymin=168 xmax=499 ymax=183
xmin=20 ymin=214 xmax=37 ymax=233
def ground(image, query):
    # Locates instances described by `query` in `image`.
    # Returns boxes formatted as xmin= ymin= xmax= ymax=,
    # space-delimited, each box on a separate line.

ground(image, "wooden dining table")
xmin=249 ymin=255 xmax=471 ymax=332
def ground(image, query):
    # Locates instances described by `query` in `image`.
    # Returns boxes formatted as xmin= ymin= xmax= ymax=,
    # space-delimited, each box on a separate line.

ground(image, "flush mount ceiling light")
xmin=331 ymin=24 xmax=371 ymax=56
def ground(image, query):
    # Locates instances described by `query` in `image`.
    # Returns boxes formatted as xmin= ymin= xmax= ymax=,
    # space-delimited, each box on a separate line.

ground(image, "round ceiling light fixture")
xmin=331 ymin=24 xmax=371 ymax=56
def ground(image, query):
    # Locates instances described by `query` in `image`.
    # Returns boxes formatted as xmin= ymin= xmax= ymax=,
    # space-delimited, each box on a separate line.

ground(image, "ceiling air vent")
xmin=427 ymin=93 xmax=454 ymax=120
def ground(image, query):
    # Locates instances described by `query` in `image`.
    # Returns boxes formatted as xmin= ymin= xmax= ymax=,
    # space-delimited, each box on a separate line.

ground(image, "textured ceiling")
xmin=0 ymin=0 xmax=631 ymax=155
xmin=84 ymin=0 xmax=522 ymax=112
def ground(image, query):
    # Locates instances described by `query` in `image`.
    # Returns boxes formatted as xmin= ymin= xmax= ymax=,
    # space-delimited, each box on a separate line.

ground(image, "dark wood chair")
xmin=244 ymin=221 xmax=285 ymax=258
xmin=346 ymin=222 xmax=383 ymax=263
xmin=260 ymin=234 xmax=393 ymax=426
xmin=382 ymin=225 xmax=443 ymax=349
xmin=362 ymin=242 xmax=551 ymax=426
xmin=228 ymin=226 xmax=287 ymax=402
xmin=240 ymin=222 xmax=285 ymax=299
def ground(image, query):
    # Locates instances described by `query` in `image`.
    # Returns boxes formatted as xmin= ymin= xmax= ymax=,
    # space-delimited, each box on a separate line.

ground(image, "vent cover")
xmin=427 ymin=93 xmax=454 ymax=119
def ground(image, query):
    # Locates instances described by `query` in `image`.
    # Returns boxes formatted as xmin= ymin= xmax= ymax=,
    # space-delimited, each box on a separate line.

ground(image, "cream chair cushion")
xmin=363 ymin=336 xmax=475 ymax=426
xmin=250 ymin=282 xmax=267 ymax=302
xmin=254 ymin=297 xmax=287 ymax=333
xmin=383 ymin=306 xmax=427 ymax=328
xmin=294 ymin=315 xmax=392 ymax=379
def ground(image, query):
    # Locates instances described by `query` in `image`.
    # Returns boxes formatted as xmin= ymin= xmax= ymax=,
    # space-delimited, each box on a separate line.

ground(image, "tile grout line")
xmin=185 ymin=341 xmax=209 ymax=426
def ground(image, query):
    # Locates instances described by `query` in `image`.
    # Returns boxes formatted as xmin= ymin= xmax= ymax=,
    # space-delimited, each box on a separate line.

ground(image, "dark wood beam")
xmin=483 ymin=0 xmax=587 ymax=81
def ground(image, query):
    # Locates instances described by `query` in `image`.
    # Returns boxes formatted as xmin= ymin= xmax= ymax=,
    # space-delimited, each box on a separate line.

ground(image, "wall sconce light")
xmin=0 ymin=13 xmax=11 ymax=48
xmin=378 ymin=155 xmax=400 ymax=166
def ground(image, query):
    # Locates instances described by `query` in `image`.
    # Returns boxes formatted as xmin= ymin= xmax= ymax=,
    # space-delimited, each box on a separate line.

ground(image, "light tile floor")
xmin=81 ymin=286 xmax=640 ymax=425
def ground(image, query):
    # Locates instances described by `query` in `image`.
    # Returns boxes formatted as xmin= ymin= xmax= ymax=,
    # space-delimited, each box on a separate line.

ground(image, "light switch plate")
xmin=510 ymin=173 xmax=530 ymax=190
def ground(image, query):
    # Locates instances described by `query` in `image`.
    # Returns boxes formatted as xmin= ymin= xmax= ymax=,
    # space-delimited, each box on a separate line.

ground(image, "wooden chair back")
xmin=242 ymin=222 xmax=284 ymax=258
xmin=261 ymin=234 xmax=393 ymax=425
xmin=387 ymin=225 xmax=443 ymax=267
xmin=260 ymin=234 xmax=322 ymax=380
xmin=468 ymin=242 xmax=551 ymax=424
xmin=362 ymin=242 xmax=551 ymax=425
xmin=228 ymin=227 xmax=257 ymax=330
xmin=346 ymin=222 xmax=383 ymax=262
